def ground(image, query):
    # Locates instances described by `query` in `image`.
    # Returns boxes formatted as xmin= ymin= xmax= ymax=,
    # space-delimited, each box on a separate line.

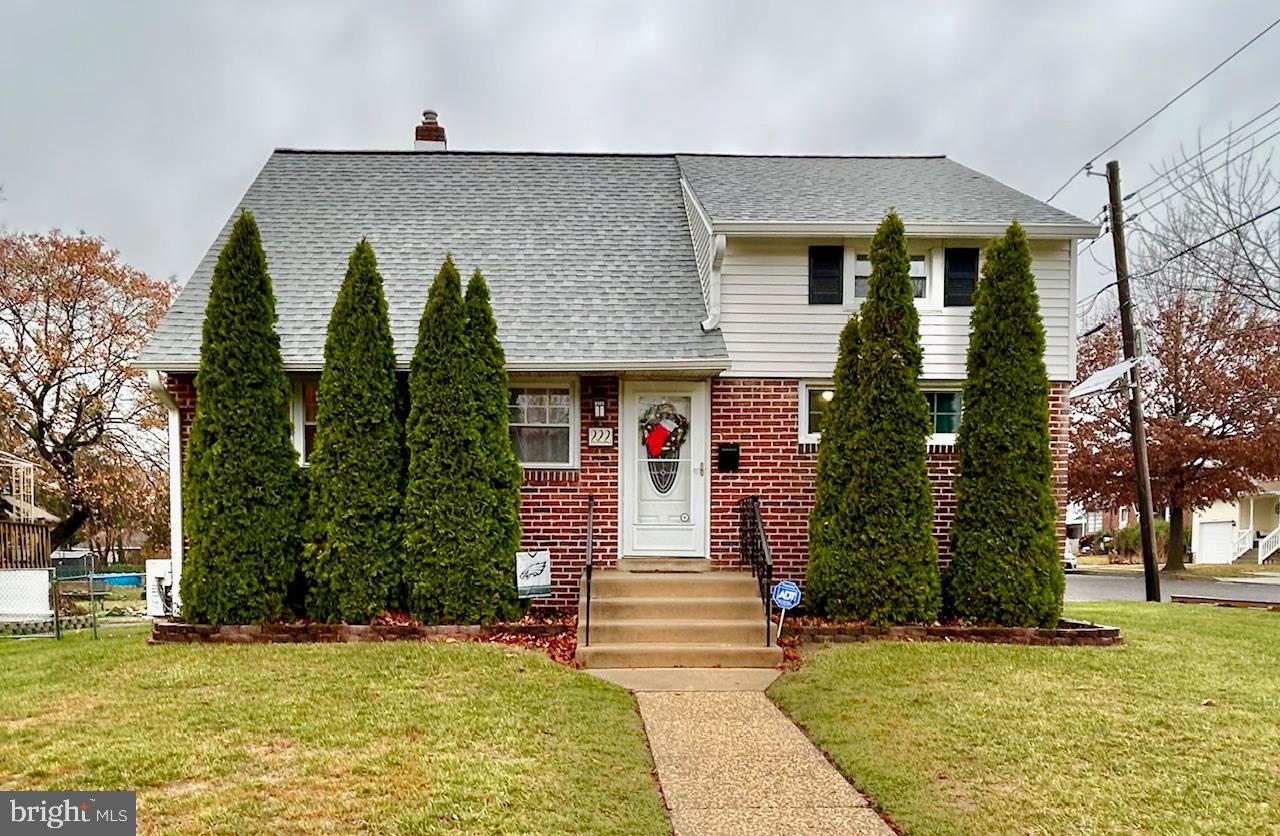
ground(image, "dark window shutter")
xmin=809 ymin=246 xmax=843 ymax=305
xmin=944 ymin=248 xmax=979 ymax=307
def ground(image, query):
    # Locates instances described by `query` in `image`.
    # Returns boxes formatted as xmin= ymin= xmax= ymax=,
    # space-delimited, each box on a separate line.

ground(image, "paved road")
xmin=1066 ymin=571 xmax=1280 ymax=603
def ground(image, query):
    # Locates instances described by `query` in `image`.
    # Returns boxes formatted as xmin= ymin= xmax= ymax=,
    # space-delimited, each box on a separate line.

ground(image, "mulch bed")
xmin=150 ymin=611 xmax=580 ymax=664
xmin=781 ymin=616 xmax=1122 ymax=646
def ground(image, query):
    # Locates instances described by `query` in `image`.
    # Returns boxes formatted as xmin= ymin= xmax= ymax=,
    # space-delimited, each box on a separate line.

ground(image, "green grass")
xmin=770 ymin=603 xmax=1280 ymax=835
xmin=0 ymin=629 xmax=668 ymax=835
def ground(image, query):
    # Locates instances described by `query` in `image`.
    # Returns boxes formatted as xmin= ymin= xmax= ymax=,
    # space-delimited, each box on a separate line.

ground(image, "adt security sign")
xmin=771 ymin=580 xmax=801 ymax=641
xmin=771 ymin=580 xmax=801 ymax=611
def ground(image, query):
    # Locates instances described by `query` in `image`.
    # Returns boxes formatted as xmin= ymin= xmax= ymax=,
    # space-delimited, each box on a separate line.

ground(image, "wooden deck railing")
xmin=0 ymin=520 xmax=53 ymax=569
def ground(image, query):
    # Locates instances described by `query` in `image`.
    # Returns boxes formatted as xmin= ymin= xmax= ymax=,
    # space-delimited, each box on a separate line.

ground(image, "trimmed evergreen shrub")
xmin=403 ymin=256 xmax=519 ymax=623
xmin=845 ymin=210 xmax=941 ymax=624
xmin=304 ymin=239 xmax=405 ymax=623
xmin=461 ymin=269 xmax=524 ymax=621
xmin=181 ymin=211 xmax=303 ymax=625
xmin=944 ymin=222 xmax=1064 ymax=626
xmin=806 ymin=312 xmax=860 ymax=615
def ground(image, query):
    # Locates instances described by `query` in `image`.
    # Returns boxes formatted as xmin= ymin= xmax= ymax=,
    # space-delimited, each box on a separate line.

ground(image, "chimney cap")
xmin=422 ymin=109 xmax=439 ymax=124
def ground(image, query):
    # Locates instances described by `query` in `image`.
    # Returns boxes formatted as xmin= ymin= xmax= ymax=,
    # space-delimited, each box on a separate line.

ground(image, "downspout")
xmin=146 ymin=370 xmax=183 ymax=610
xmin=700 ymin=233 xmax=726 ymax=331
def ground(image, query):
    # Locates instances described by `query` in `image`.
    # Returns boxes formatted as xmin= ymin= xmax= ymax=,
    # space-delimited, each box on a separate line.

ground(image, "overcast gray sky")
xmin=2 ymin=0 xmax=1277 ymax=301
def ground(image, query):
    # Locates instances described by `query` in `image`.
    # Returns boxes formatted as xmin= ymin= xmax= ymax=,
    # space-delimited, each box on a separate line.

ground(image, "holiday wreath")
xmin=639 ymin=402 xmax=689 ymax=494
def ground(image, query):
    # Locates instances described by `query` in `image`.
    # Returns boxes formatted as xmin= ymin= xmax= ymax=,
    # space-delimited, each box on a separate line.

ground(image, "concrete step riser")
xmin=591 ymin=575 xmax=761 ymax=599
xmin=588 ymin=620 xmax=766 ymax=645
xmin=577 ymin=644 xmax=783 ymax=669
xmin=590 ymin=597 xmax=764 ymax=621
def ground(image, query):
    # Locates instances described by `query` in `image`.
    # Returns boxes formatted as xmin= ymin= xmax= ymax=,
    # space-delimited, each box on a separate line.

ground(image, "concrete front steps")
xmin=576 ymin=569 xmax=782 ymax=669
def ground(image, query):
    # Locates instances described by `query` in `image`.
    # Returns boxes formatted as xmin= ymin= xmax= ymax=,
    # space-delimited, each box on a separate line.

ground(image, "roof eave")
xmin=135 ymin=357 xmax=733 ymax=375
xmin=711 ymin=220 xmax=1100 ymax=239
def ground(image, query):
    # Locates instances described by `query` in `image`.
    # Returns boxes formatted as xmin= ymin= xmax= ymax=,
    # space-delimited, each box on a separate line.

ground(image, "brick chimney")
xmin=414 ymin=110 xmax=447 ymax=151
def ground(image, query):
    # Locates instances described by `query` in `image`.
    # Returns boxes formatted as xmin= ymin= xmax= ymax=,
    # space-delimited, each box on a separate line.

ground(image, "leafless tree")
xmin=1131 ymin=136 xmax=1280 ymax=313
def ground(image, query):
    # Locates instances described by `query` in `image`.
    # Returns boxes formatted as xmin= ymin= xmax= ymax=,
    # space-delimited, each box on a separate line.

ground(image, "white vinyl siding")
xmin=716 ymin=236 xmax=1074 ymax=380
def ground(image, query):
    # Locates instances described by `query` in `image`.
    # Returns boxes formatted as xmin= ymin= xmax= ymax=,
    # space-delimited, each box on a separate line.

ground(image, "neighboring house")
xmin=136 ymin=113 xmax=1097 ymax=611
xmin=1192 ymin=483 xmax=1280 ymax=565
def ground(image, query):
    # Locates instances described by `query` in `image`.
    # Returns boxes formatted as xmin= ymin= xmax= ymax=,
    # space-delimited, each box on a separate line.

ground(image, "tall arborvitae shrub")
xmin=462 ymin=270 xmax=523 ymax=621
xmin=304 ymin=239 xmax=404 ymax=623
xmin=182 ymin=211 xmax=303 ymax=625
xmin=944 ymin=222 xmax=1063 ymax=626
xmin=402 ymin=256 xmax=509 ymax=623
xmin=847 ymin=210 xmax=941 ymax=624
xmin=806 ymin=312 xmax=860 ymax=616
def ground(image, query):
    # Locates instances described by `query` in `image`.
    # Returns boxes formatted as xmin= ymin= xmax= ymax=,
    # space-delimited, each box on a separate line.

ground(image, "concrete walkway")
xmin=591 ymin=670 xmax=893 ymax=836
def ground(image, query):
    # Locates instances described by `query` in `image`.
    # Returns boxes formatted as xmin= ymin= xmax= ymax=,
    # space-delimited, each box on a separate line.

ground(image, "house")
xmin=136 ymin=113 xmax=1095 ymax=663
xmin=1192 ymin=482 xmax=1280 ymax=565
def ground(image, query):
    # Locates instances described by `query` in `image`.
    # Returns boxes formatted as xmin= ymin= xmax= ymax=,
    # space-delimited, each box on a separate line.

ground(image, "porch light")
xmin=821 ymin=389 xmax=835 ymax=402
xmin=593 ymin=399 xmax=607 ymax=421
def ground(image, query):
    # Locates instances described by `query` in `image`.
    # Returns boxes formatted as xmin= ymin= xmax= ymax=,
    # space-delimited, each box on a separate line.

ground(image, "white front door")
xmin=620 ymin=380 xmax=710 ymax=557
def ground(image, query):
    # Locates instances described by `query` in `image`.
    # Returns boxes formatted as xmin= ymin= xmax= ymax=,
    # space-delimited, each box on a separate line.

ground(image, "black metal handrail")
xmin=583 ymin=493 xmax=595 ymax=647
xmin=736 ymin=495 xmax=774 ymax=647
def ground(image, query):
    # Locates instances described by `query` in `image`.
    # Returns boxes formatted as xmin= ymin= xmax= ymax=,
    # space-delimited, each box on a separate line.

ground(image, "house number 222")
xmin=587 ymin=427 xmax=614 ymax=447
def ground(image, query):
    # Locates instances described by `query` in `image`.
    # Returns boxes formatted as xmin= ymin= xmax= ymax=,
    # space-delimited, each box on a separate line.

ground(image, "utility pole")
xmin=1106 ymin=160 xmax=1161 ymax=603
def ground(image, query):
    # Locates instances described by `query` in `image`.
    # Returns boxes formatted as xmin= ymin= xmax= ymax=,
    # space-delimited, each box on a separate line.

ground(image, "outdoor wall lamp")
xmin=593 ymin=399 xmax=607 ymax=421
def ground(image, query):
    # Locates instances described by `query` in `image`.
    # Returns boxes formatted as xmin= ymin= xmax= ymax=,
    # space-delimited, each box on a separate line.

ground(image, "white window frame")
xmin=923 ymin=387 xmax=962 ymax=446
xmin=798 ymin=380 xmax=836 ymax=444
xmin=1118 ymin=506 xmax=1130 ymax=527
xmin=290 ymin=377 xmax=319 ymax=466
xmin=844 ymin=248 xmax=932 ymax=311
xmin=508 ymin=377 xmax=581 ymax=469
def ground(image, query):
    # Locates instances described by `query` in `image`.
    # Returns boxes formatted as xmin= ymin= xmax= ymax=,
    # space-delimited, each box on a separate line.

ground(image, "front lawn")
xmin=770 ymin=603 xmax=1280 ymax=835
xmin=0 ymin=629 xmax=668 ymax=835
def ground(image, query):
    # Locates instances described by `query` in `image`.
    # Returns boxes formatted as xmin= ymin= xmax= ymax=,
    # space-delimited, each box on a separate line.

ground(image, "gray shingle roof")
xmin=675 ymin=154 xmax=1092 ymax=227
xmin=139 ymin=150 xmax=1092 ymax=371
xmin=138 ymin=151 xmax=728 ymax=370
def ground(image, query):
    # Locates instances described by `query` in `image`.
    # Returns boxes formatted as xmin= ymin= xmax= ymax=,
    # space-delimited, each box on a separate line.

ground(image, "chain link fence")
xmin=1 ymin=555 xmax=157 ymax=640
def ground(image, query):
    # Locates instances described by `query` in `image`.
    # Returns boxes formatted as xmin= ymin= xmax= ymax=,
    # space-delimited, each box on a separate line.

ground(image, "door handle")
xmin=696 ymin=462 xmax=706 ymax=476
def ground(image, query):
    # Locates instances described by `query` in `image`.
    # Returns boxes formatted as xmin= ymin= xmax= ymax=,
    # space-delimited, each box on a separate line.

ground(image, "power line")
xmin=1076 ymin=203 xmax=1280 ymax=310
xmin=1124 ymin=120 xmax=1280 ymax=213
xmin=1129 ymin=203 xmax=1280 ymax=280
xmin=1122 ymin=98 xmax=1280 ymax=203
xmin=1045 ymin=14 xmax=1280 ymax=203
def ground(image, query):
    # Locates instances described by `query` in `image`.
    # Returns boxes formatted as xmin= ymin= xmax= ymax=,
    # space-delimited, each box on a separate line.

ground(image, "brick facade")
xmin=162 ymin=371 xmax=1070 ymax=611
xmin=518 ymin=376 xmax=619 ymax=609
xmin=706 ymin=378 xmax=1071 ymax=581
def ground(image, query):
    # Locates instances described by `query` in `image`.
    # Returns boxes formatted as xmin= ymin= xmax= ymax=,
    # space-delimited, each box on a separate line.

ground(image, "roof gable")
xmin=139 ymin=152 xmax=727 ymax=370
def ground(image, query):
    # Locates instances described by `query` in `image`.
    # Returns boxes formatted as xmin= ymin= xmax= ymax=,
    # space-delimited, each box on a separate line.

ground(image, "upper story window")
xmin=808 ymin=246 xmax=844 ymax=305
xmin=944 ymin=248 xmax=980 ymax=307
xmin=799 ymin=382 xmax=835 ymax=443
xmin=290 ymin=378 xmax=319 ymax=465
xmin=853 ymin=254 xmax=927 ymax=299
xmin=508 ymin=381 xmax=579 ymax=468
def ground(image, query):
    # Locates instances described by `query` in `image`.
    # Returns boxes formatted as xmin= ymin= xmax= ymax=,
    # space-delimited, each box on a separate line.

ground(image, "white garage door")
xmin=1197 ymin=521 xmax=1236 ymax=565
